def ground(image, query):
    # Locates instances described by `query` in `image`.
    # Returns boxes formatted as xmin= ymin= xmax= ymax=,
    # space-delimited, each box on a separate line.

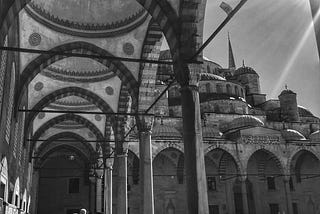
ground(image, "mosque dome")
xmin=221 ymin=115 xmax=264 ymax=133
xmin=202 ymin=126 xmax=223 ymax=139
xmin=152 ymin=124 xmax=181 ymax=140
xmin=281 ymin=129 xmax=306 ymax=141
xmin=310 ymin=130 xmax=320 ymax=141
xmin=298 ymin=106 xmax=315 ymax=117
xmin=200 ymin=73 xmax=226 ymax=81
xmin=234 ymin=66 xmax=257 ymax=76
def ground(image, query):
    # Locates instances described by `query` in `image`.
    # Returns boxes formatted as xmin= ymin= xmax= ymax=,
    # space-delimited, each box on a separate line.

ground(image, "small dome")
xmin=310 ymin=130 xmax=320 ymax=141
xmin=298 ymin=106 xmax=314 ymax=117
xmin=221 ymin=115 xmax=264 ymax=133
xmin=234 ymin=66 xmax=257 ymax=76
xmin=202 ymin=126 xmax=223 ymax=139
xmin=200 ymin=73 xmax=226 ymax=81
xmin=281 ymin=129 xmax=306 ymax=141
xmin=152 ymin=124 xmax=181 ymax=140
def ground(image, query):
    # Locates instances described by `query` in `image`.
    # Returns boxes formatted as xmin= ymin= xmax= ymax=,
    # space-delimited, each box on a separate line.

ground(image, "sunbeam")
xmin=271 ymin=3 xmax=320 ymax=97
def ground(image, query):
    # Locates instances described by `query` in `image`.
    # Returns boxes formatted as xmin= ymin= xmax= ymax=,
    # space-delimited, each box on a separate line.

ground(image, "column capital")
xmin=136 ymin=115 xmax=154 ymax=132
xmin=176 ymin=63 xmax=201 ymax=87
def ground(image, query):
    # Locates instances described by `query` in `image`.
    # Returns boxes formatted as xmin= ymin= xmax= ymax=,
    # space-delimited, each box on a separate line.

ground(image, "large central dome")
xmin=30 ymin=0 xmax=143 ymax=24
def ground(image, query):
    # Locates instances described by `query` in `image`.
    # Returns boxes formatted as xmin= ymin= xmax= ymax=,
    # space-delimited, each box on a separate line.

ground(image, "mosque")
xmin=0 ymin=0 xmax=319 ymax=214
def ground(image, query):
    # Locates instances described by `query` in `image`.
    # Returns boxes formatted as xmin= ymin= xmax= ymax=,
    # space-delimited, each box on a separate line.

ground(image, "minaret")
xmin=228 ymin=32 xmax=236 ymax=70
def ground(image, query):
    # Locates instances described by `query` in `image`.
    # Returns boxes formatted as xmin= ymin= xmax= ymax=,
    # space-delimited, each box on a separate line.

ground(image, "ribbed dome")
xmin=152 ymin=124 xmax=181 ymax=140
xmin=234 ymin=66 xmax=257 ymax=76
xmin=221 ymin=115 xmax=264 ymax=133
xmin=281 ymin=129 xmax=306 ymax=141
xmin=298 ymin=106 xmax=314 ymax=117
xmin=200 ymin=73 xmax=226 ymax=81
xmin=310 ymin=130 xmax=320 ymax=141
xmin=202 ymin=126 xmax=223 ymax=139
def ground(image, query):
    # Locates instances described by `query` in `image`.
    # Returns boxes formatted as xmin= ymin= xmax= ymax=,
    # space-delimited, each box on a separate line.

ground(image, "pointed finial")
xmin=242 ymin=59 xmax=245 ymax=67
xmin=228 ymin=32 xmax=236 ymax=70
xmin=285 ymin=84 xmax=288 ymax=90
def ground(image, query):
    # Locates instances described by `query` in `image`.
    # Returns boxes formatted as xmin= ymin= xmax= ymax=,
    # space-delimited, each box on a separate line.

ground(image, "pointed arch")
xmin=138 ymin=20 xmax=164 ymax=112
xmin=246 ymin=149 xmax=285 ymax=178
xmin=30 ymin=113 xmax=104 ymax=160
xmin=0 ymin=157 xmax=9 ymax=202
xmin=36 ymin=144 xmax=91 ymax=169
xmin=16 ymin=41 xmax=139 ymax=109
xmin=26 ymin=86 xmax=114 ymax=130
xmin=36 ymin=132 xmax=96 ymax=159
xmin=12 ymin=177 xmax=20 ymax=207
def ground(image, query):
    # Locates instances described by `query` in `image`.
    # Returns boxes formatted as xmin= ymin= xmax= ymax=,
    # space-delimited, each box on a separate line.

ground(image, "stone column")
xmin=283 ymin=177 xmax=293 ymax=214
xmin=96 ymin=177 xmax=103 ymax=213
xmin=137 ymin=116 xmax=154 ymax=214
xmin=240 ymin=179 xmax=249 ymax=214
xmin=178 ymin=63 xmax=209 ymax=214
xmin=116 ymin=151 xmax=128 ymax=214
xmin=31 ymin=170 xmax=39 ymax=214
xmin=104 ymin=166 xmax=113 ymax=214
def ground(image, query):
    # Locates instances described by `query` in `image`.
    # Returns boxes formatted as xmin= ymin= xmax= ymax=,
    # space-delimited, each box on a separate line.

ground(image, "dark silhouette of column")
xmin=178 ymin=63 xmax=209 ymax=214
xmin=137 ymin=116 xmax=154 ymax=214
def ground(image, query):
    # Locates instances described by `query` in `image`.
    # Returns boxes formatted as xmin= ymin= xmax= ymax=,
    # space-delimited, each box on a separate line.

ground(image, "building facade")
xmin=0 ymin=0 xmax=319 ymax=214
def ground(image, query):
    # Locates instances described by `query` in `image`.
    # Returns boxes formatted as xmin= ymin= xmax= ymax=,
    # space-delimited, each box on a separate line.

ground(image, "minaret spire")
xmin=228 ymin=32 xmax=236 ymax=70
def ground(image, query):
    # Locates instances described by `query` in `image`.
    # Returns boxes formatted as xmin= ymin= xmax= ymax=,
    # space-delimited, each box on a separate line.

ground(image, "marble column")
xmin=104 ymin=167 xmax=113 ymax=214
xmin=240 ymin=179 xmax=249 ymax=214
xmin=283 ymin=178 xmax=293 ymax=214
xmin=96 ymin=178 xmax=103 ymax=213
xmin=179 ymin=64 xmax=209 ymax=214
xmin=137 ymin=117 xmax=154 ymax=214
xmin=116 ymin=152 xmax=128 ymax=214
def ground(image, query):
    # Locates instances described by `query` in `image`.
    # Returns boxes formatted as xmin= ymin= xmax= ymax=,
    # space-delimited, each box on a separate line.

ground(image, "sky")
xmin=203 ymin=0 xmax=320 ymax=117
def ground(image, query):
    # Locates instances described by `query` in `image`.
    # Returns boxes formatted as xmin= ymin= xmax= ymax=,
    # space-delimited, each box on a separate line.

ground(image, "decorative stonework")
xmin=123 ymin=43 xmax=134 ymax=55
xmin=38 ymin=112 xmax=45 ymax=119
xmin=241 ymin=135 xmax=281 ymax=144
xmin=25 ymin=3 xmax=148 ymax=38
xmin=34 ymin=82 xmax=44 ymax=91
xmin=105 ymin=86 xmax=114 ymax=95
xmin=41 ymin=66 xmax=116 ymax=83
xmin=95 ymin=114 xmax=102 ymax=121
xmin=28 ymin=33 xmax=41 ymax=46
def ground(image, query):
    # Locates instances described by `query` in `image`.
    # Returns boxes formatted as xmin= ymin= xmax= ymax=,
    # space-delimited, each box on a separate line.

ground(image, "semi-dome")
xmin=152 ymin=124 xmax=181 ymax=140
xmin=25 ymin=0 xmax=147 ymax=36
xmin=281 ymin=129 xmax=306 ymax=141
xmin=202 ymin=126 xmax=223 ymax=139
xmin=221 ymin=115 xmax=264 ymax=133
xmin=234 ymin=66 xmax=257 ymax=76
xmin=310 ymin=130 xmax=320 ymax=141
xmin=200 ymin=73 xmax=226 ymax=81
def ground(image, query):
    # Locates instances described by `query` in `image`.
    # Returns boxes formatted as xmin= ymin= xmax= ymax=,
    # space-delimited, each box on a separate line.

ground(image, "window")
xmin=68 ymin=178 xmax=80 ymax=194
xmin=235 ymin=86 xmax=239 ymax=96
xmin=206 ymin=83 xmax=211 ymax=93
xmin=269 ymin=203 xmax=279 ymax=214
xmin=226 ymin=84 xmax=232 ymax=94
xmin=267 ymin=176 xmax=276 ymax=190
xmin=207 ymin=177 xmax=217 ymax=191
xmin=209 ymin=205 xmax=219 ymax=214
xmin=289 ymin=177 xmax=294 ymax=191
xmin=0 ymin=183 xmax=5 ymax=199
xmin=292 ymin=203 xmax=298 ymax=214
xmin=216 ymin=84 xmax=223 ymax=93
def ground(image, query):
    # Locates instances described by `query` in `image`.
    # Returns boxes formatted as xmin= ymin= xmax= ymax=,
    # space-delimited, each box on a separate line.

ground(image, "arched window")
xmin=226 ymin=84 xmax=232 ymax=94
xmin=216 ymin=84 xmax=223 ymax=94
xmin=235 ymin=86 xmax=239 ymax=96
xmin=207 ymin=65 xmax=211 ymax=73
xmin=206 ymin=83 xmax=211 ymax=93
xmin=241 ymin=88 xmax=244 ymax=97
